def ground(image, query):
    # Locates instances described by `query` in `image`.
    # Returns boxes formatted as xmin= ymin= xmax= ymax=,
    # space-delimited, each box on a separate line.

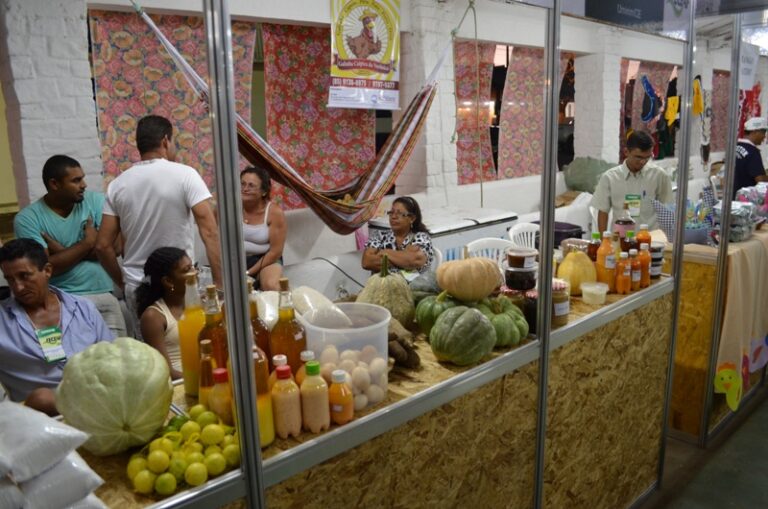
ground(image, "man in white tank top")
xmin=95 ymin=115 xmax=222 ymax=336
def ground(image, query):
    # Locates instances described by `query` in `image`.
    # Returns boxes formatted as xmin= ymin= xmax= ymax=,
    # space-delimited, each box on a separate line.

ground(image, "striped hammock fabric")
xmin=135 ymin=8 xmax=443 ymax=234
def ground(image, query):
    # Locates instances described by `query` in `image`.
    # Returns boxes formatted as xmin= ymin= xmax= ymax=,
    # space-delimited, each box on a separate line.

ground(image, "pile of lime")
xmin=126 ymin=404 xmax=240 ymax=497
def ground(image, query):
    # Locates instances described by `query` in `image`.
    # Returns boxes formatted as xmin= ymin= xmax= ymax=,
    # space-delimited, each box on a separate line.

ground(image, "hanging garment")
xmin=700 ymin=88 xmax=712 ymax=164
xmin=135 ymin=8 xmax=441 ymax=235
xmin=665 ymin=77 xmax=679 ymax=127
xmin=623 ymin=79 xmax=636 ymax=130
xmin=692 ymin=77 xmax=704 ymax=115
xmin=640 ymin=75 xmax=658 ymax=122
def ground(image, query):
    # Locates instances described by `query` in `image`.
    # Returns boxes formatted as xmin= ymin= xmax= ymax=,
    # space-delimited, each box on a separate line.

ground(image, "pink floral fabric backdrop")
xmin=454 ymin=40 xmax=497 ymax=185
xmin=711 ymin=71 xmax=730 ymax=153
xmin=261 ymin=24 xmax=376 ymax=210
xmin=89 ymin=11 xmax=257 ymax=189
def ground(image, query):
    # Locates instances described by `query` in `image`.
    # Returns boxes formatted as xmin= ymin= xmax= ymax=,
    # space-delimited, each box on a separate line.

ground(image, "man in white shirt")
xmin=591 ymin=130 xmax=674 ymax=232
xmin=95 ymin=115 xmax=222 ymax=335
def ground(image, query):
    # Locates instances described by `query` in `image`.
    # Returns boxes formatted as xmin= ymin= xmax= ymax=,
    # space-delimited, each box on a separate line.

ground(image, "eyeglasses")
xmin=386 ymin=210 xmax=412 ymax=218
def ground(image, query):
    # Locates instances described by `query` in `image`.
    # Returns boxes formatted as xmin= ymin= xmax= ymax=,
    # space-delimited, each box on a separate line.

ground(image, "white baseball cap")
xmin=744 ymin=117 xmax=768 ymax=131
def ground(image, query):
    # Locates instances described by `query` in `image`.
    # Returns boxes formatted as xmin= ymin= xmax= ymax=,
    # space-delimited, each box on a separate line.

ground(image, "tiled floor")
xmin=639 ymin=391 xmax=768 ymax=508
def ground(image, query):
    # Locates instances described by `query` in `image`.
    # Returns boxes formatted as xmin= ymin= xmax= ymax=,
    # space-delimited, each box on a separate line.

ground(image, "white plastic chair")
xmin=431 ymin=246 xmax=443 ymax=270
xmin=465 ymin=238 xmax=515 ymax=272
xmin=507 ymin=223 xmax=540 ymax=249
xmin=710 ymin=175 xmax=723 ymax=200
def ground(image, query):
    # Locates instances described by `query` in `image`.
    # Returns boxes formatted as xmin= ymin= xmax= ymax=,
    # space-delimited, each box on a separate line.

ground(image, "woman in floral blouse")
xmin=362 ymin=196 xmax=434 ymax=278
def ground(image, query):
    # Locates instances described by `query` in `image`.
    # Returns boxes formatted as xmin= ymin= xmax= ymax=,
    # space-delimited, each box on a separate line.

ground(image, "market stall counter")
xmin=670 ymin=229 xmax=768 ymax=439
xmin=84 ymin=279 xmax=673 ymax=509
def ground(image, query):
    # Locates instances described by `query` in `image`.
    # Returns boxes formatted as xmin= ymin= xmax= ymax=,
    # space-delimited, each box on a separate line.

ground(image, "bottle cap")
xmin=592 ymin=232 xmax=601 ymax=240
xmin=276 ymin=365 xmax=292 ymax=380
xmin=213 ymin=368 xmax=228 ymax=384
xmin=331 ymin=369 xmax=347 ymax=384
xmin=305 ymin=360 xmax=320 ymax=376
xmin=629 ymin=249 xmax=638 ymax=256
xmin=620 ymin=252 xmax=628 ymax=258
xmin=279 ymin=278 xmax=290 ymax=291
xmin=200 ymin=339 xmax=213 ymax=354
xmin=603 ymin=231 xmax=612 ymax=238
xmin=640 ymin=224 xmax=649 ymax=230
xmin=626 ymin=230 xmax=635 ymax=238
xmin=640 ymin=243 xmax=649 ymax=250
xmin=300 ymin=350 xmax=316 ymax=362
xmin=205 ymin=285 xmax=217 ymax=297
xmin=185 ymin=272 xmax=198 ymax=284
xmin=273 ymin=354 xmax=287 ymax=366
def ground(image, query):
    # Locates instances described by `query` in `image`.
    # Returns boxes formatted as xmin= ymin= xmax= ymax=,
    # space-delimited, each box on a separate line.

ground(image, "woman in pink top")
xmin=241 ymin=167 xmax=286 ymax=291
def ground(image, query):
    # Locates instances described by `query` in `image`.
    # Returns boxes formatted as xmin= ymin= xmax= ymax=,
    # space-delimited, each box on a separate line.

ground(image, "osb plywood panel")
xmin=544 ymin=294 xmax=673 ymax=509
xmin=265 ymin=360 xmax=539 ymax=508
xmin=670 ymin=260 xmax=718 ymax=436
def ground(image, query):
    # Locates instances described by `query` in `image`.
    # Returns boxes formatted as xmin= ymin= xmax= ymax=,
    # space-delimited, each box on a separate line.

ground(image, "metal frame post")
xmin=202 ymin=0 xmax=265 ymax=506
xmin=700 ymin=13 xmax=741 ymax=447
xmin=657 ymin=0 xmax=697 ymax=485
xmin=533 ymin=0 xmax=560 ymax=507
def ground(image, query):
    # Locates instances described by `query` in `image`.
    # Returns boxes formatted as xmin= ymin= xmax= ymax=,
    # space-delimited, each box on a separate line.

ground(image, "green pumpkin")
xmin=415 ymin=291 xmax=457 ymax=336
xmin=474 ymin=296 xmax=529 ymax=347
xmin=409 ymin=270 xmax=441 ymax=303
xmin=429 ymin=306 xmax=496 ymax=366
xmin=357 ymin=255 xmax=415 ymax=325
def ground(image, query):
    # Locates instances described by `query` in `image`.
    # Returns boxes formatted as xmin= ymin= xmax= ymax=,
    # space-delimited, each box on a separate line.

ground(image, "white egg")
xmin=339 ymin=349 xmax=359 ymax=363
xmin=360 ymin=345 xmax=378 ymax=364
xmin=319 ymin=346 xmax=339 ymax=365
xmin=369 ymin=357 xmax=387 ymax=380
xmin=357 ymin=361 xmax=369 ymax=371
xmin=351 ymin=366 xmax=371 ymax=392
xmin=352 ymin=384 xmax=361 ymax=396
xmin=339 ymin=359 xmax=357 ymax=374
xmin=354 ymin=394 xmax=368 ymax=411
xmin=366 ymin=385 xmax=385 ymax=405
xmin=378 ymin=373 xmax=388 ymax=390
xmin=320 ymin=363 xmax=336 ymax=384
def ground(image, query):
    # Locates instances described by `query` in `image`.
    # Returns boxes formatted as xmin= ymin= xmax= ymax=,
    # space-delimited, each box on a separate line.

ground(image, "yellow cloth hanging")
xmin=666 ymin=96 xmax=680 ymax=126
xmin=692 ymin=79 xmax=704 ymax=115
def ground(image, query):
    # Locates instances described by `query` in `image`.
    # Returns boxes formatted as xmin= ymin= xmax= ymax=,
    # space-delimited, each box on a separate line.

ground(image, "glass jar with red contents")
xmin=523 ymin=290 xmax=538 ymax=336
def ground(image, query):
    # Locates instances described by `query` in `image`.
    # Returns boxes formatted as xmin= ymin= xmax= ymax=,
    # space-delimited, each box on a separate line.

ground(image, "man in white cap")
xmin=734 ymin=116 xmax=768 ymax=198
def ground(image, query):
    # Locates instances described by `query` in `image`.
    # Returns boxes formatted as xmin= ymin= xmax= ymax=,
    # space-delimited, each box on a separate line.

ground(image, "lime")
xmin=168 ymin=457 xmax=188 ymax=482
xmin=133 ymin=469 xmax=157 ymax=495
xmin=171 ymin=450 xmax=187 ymax=462
xmin=186 ymin=451 xmax=205 ymax=465
xmin=222 ymin=444 xmax=241 ymax=467
xmin=149 ymin=437 xmax=174 ymax=456
xmin=184 ymin=462 xmax=208 ymax=486
xmin=147 ymin=450 xmax=170 ymax=474
xmin=188 ymin=404 xmax=208 ymax=421
xmin=200 ymin=424 xmax=225 ymax=446
xmin=204 ymin=452 xmax=227 ymax=477
xmin=168 ymin=415 xmax=189 ymax=430
xmin=180 ymin=420 xmax=201 ymax=441
xmin=154 ymin=472 xmax=177 ymax=496
xmin=204 ymin=445 xmax=222 ymax=457
xmin=184 ymin=442 xmax=203 ymax=454
xmin=196 ymin=410 xmax=218 ymax=429
xmin=221 ymin=434 xmax=235 ymax=448
xmin=126 ymin=456 xmax=147 ymax=481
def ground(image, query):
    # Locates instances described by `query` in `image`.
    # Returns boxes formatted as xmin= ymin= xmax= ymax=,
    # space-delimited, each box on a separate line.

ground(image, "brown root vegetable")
xmin=388 ymin=318 xmax=414 ymax=347
xmin=388 ymin=339 xmax=421 ymax=369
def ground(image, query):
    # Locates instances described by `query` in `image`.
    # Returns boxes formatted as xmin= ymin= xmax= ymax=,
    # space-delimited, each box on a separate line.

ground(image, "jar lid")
xmin=276 ymin=365 xmax=292 ymax=379
xmin=273 ymin=354 xmax=287 ymax=366
xmin=505 ymin=263 xmax=539 ymax=273
xmin=300 ymin=350 xmax=315 ymax=362
xmin=213 ymin=368 xmax=228 ymax=384
xmin=331 ymin=369 xmax=347 ymax=384
xmin=506 ymin=247 xmax=538 ymax=257
xmin=552 ymin=278 xmax=569 ymax=291
xmin=524 ymin=289 xmax=538 ymax=299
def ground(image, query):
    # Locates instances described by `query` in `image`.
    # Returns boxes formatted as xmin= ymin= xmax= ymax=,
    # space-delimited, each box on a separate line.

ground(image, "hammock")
xmin=133 ymin=6 xmax=444 ymax=235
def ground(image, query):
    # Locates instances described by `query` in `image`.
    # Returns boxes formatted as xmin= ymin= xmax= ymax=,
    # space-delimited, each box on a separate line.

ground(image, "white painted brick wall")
xmin=0 ymin=0 xmax=102 ymax=206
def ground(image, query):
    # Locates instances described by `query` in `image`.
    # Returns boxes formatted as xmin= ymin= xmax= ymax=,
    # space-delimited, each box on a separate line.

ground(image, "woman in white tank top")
xmin=135 ymin=247 xmax=193 ymax=379
xmin=241 ymin=167 xmax=287 ymax=291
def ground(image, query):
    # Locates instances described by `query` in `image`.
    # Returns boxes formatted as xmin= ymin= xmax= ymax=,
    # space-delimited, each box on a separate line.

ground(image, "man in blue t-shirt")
xmin=734 ymin=117 xmax=768 ymax=198
xmin=13 ymin=155 xmax=126 ymax=336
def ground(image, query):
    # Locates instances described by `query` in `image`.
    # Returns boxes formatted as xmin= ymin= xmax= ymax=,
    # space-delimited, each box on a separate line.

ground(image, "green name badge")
xmin=35 ymin=325 xmax=66 ymax=363
xmin=625 ymin=194 xmax=642 ymax=218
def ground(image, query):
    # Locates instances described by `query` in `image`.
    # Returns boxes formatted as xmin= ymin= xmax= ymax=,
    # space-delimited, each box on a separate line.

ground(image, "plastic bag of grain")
xmin=20 ymin=451 xmax=103 ymax=509
xmin=0 ymin=401 xmax=88 ymax=482
xmin=0 ymin=478 xmax=23 ymax=509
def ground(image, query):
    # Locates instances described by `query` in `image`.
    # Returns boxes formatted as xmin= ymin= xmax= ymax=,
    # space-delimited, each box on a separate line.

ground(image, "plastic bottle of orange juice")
xmin=629 ymin=249 xmax=641 ymax=291
xmin=178 ymin=272 xmax=205 ymax=396
xmin=638 ymin=243 xmax=652 ymax=288
xmin=615 ymin=252 xmax=631 ymax=295
xmin=636 ymin=224 xmax=652 ymax=249
xmin=329 ymin=369 xmax=354 ymax=426
xmin=596 ymin=231 xmax=617 ymax=293
xmin=253 ymin=346 xmax=275 ymax=448
xmin=208 ymin=368 xmax=234 ymax=425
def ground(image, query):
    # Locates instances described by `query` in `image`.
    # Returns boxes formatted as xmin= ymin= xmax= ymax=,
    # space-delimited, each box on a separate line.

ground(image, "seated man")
xmin=0 ymin=239 xmax=114 ymax=415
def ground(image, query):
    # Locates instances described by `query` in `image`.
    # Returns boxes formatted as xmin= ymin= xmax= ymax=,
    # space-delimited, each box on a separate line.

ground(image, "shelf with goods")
xmin=83 ymin=277 xmax=673 ymax=508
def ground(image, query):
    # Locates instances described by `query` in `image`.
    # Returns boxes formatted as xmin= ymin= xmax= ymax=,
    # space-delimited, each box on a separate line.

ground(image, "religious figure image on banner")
xmin=329 ymin=0 xmax=400 ymax=110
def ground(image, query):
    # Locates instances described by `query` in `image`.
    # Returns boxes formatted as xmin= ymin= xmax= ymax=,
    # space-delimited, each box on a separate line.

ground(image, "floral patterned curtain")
xmin=711 ymin=71 xmax=730 ymax=153
xmin=454 ymin=40 xmax=497 ymax=185
xmin=261 ymin=24 xmax=376 ymax=210
xmin=89 ymin=11 xmax=257 ymax=189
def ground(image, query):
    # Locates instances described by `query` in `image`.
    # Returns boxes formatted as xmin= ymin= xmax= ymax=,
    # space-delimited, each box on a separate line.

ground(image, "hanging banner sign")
xmin=739 ymin=42 xmax=759 ymax=91
xmin=329 ymin=0 xmax=400 ymax=110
